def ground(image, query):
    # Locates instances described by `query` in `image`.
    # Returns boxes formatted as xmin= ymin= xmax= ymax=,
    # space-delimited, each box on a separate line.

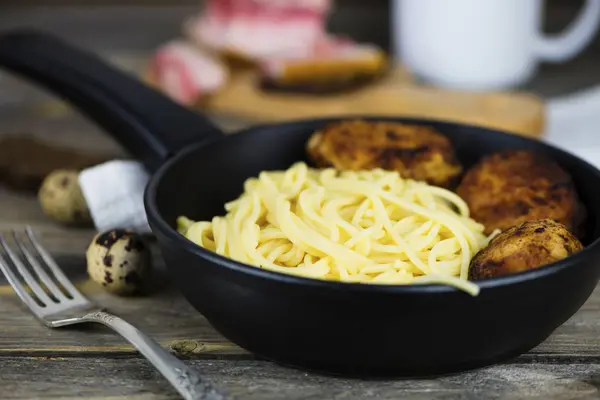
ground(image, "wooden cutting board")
xmin=150 ymin=64 xmax=546 ymax=138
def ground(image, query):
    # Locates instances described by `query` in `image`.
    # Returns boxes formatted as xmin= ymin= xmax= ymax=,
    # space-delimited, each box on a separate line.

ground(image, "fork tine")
xmin=13 ymin=231 xmax=68 ymax=302
xmin=0 ymin=247 xmax=44 ymax=312
xmin=0 ymin=233 xmax=54 ymax=306
xmin=24 ymin=226 xmax=85 ymax=301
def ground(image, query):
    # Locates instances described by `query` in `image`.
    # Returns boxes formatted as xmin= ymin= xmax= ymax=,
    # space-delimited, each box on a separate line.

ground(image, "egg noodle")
xmin=177 ymin=162 xmax=494 ymax=295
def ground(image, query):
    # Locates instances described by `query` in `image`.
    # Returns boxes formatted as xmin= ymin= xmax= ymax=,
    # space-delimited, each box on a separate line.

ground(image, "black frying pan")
xmin=1 ymin=30 xmax=600 ymax=377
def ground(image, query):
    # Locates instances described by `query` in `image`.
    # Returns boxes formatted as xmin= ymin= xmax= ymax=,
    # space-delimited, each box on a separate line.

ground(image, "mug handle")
xmin=536 ymin=0 xmax=600 ymax=62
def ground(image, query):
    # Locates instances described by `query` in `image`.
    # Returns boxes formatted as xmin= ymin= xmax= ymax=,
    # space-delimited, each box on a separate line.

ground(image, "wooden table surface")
xmin=2 ymin=5 xmax=600 ymax=400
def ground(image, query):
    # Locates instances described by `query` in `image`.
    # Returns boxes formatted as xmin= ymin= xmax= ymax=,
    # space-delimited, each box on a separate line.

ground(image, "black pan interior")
xmin=154 ymin=117 xmax=600 ymax=249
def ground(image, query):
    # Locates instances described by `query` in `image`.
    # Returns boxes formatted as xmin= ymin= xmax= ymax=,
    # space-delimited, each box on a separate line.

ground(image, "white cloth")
xmin=545 ymin=84 xmax=600 ymax=169
xmin=78 ymin=85 xmax=600 ymax=234
xmin=78 ymin=160 xmax=151 ymax=234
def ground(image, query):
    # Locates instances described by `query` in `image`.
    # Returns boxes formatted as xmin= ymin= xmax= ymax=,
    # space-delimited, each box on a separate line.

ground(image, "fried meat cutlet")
xmin=468 ymin=219 xmax=583 ymax=280
xmin=457 ymin=150 xmax=585 ymax=237
xmin=307 ymin=120 xmax=463 ymax=188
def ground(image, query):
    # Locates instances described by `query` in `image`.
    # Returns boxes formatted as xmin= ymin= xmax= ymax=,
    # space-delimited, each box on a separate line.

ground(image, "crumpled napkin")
xmin=78 ymin=160 xmax=152 ymax=234
xmin=78 ymin=84 xmax=600 ymax=234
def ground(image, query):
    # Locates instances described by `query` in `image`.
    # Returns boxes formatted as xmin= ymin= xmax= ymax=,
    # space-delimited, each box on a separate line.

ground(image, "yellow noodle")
xmin=177 ymin=162 xmax=494 ymax=296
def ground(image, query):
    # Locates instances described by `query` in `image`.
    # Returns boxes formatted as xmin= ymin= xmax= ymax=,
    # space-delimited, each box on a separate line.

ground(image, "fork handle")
xmin=83 ymin=310 xmax=230 ymax=400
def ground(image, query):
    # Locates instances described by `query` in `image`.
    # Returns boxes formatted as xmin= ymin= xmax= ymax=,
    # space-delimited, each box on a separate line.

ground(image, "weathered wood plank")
xmin=2 ymin=357 xmax=600 ymax=399
xmin=1 ymin=282 xmax=598 ymax=360
xmin=0 ymin=235 xmax=245 ymax=356
xmin=0 ymin=285 xmax=246 ymax=357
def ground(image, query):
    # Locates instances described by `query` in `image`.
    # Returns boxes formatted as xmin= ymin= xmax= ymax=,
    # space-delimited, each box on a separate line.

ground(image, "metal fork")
xmin=0 ymin=226 xmax=229 ymax=400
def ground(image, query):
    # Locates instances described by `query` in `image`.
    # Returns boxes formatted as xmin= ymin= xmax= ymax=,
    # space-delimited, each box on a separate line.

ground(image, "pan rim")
xmin=145 ymin=116 xmax=600 ymax=294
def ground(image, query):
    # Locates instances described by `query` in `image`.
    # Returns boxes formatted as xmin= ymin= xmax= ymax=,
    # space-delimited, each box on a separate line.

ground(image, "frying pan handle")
xmin=0 ymin=29 xmax=224 ymax=171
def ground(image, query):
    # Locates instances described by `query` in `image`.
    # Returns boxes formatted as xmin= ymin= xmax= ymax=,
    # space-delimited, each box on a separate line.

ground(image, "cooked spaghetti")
xmin=177 ymin=162 xmax=493 ymax=295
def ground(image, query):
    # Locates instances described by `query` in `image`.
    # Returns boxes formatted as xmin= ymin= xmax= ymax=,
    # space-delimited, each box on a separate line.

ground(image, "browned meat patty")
xmin=456 ymin=150 xmax=585 ymax=236
xmin=468 ymin=219 xmax=583 ymax=280
xmin=306 ymin=120 xmax=463 ymax=188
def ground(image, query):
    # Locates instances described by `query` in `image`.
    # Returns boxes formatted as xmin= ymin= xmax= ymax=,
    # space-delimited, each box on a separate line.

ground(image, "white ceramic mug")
xmin=392 ymin=0 xmax=600 ymax=90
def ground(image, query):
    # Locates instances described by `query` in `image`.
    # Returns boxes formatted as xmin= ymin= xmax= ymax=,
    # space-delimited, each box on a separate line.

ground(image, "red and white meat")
xmin=149 ymin=40 xmax=228 ymax=105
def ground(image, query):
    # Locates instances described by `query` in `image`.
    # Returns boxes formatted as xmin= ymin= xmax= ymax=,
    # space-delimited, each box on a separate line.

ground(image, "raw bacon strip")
xmin=184 ymin=0 xmax=331 ymax=61
xmin=149 ymin=41 xmax=228 ymax=105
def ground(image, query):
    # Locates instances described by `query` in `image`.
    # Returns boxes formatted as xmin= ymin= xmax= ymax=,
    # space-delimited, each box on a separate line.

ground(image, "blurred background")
xmin=2 ymin=0 xmax=598 ymax=96
xmin=0 ymin=0 xmax=599 ymax=168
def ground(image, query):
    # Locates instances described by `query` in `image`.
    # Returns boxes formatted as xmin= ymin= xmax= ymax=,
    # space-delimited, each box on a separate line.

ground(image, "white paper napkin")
xmin=78 ymin=160 xmax=151 ymax=234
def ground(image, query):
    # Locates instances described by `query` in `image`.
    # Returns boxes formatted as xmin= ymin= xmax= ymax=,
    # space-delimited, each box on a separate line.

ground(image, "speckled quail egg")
xmin=86 ymin=229 xmax=151 ymax=295
xmin=38 ymin=169 xmax=91 ymax=225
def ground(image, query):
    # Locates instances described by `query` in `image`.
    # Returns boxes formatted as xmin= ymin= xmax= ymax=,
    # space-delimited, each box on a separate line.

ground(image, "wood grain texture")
xmin=3 ymin=357 xmax=600 ymax=399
